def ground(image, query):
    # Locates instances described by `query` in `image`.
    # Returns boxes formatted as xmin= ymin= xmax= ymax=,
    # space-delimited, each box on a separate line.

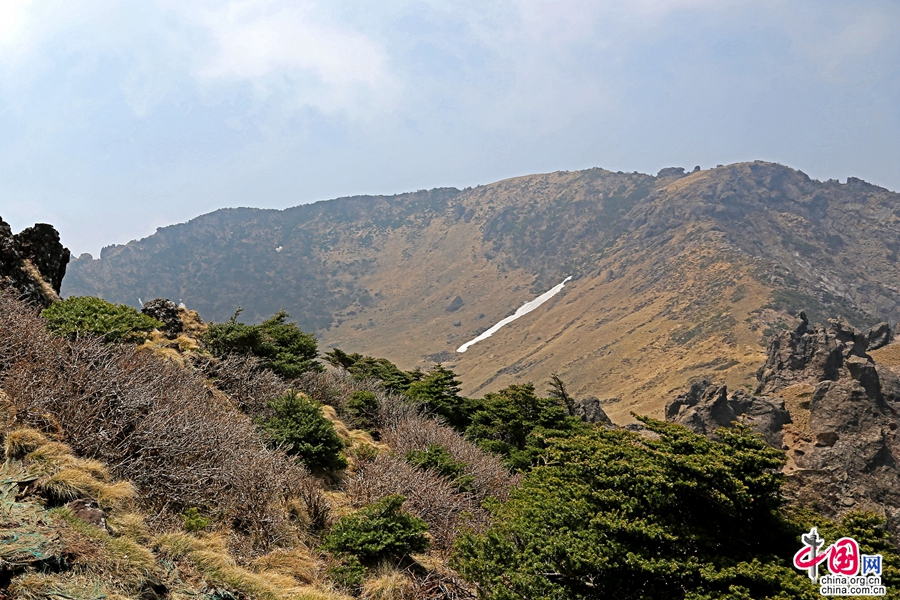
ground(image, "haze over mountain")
xmin=64 ymin=161 xmax=900 ymax=422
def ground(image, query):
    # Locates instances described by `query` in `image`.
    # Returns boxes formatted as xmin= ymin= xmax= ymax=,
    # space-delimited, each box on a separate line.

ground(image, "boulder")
xmin=142 ymin=298 xmax=183 ymax=336
xmin=446 ymin=295 xmax=465 ymax=312
xmin=570 ymin=396 xmax=613 ymax=425
xmin=66 ymin=498 xmax=106 ymax=531
xmin=866 ymin=322 xmax=892 ymax=351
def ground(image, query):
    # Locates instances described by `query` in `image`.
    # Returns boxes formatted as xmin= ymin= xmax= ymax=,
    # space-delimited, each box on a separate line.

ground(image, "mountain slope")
xmin=64 ymin=162 xmax=900 ymax=421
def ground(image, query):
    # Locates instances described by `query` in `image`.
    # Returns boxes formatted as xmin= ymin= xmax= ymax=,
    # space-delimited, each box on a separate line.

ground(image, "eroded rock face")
xmin=755 ymin=314 xmax=875 ymax=395
xmin=0 ymin=217 xmax=70 ymax=307
xmin=665 ymin=377 xmax=791 ymax=447
xmin=673 ymin=314 xmax=900 ymax=535
xmin=867 ymin=322 xmax=893 ymax=351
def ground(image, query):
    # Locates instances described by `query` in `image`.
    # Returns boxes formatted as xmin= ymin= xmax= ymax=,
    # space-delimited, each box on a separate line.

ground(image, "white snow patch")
xmin=457 ymin=276 xmax=572 ymax=353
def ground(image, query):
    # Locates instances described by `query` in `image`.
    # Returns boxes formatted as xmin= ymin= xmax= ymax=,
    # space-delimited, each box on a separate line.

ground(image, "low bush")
xmin=202 ymin=309 xmax=322 ymax=379
xmin=377 ymin=394 xmax=518 ymax=504
xmin=179 ymin=507 xmax=211 ymax=532
xmin=344 ymin=390 xmax=379 ymax=431
xmin=324 ymin=348 xmax=417 ymax=393
xmin=322 ymin=494 xmax=429 ymax=564
xmin=464 ymin=383 xmax=586 ymax=471
xmin=42 ymin=296 xmax=162 ymax=342
xmin=347 ymin=454 xmax=486 ymax=551
xmin=406 ymin=444 xmax=474 ymax=492
xmin=405 ymin=365 xmax=471 ymax=430
xmin=454 ymin=419 xmax=868 ymax=600
xmin=258 ymin=390 xmax=347 ymax=471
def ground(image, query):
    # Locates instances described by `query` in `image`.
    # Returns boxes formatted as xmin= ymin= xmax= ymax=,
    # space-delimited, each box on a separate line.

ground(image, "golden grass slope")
xmin=0 ymin=426 xmax=354 ymax=600
xmin=321 ymin=211 xmax=771 ymax=423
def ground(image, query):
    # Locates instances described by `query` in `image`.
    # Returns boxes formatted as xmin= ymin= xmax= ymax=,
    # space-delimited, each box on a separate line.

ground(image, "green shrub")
xmin=258 ymin=390 xmax=347 ymax=471
xmin=454 ymin=419 xmax=831 ymax=600
xmin=344 ymin=390 xmax=379 ymax=430
xmin=42 ymin=296 xmax=163 ymax=343
xmin=202 ymin=309 xmax=322 ymax=379
xmin=326 ymin=555 xmax=366 ymax=590
xmin=406 ymin=444 xmax=474 ymax=492
xmin=179 ymin=507 xmax=211 ymax=532
xmin=405 ymin=365 xmax=471 ymax=430
xmin=322 ymin=495 xmax=429 ymax=564
xmin=465 ymin=383 xmax=586 ymax=471
xmin=324 ymin=348 xmax=417 ymax=393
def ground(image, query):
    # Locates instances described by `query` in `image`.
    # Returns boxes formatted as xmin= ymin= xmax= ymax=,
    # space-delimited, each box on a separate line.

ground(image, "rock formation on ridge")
xmin=0 ymin=217 xmax=70 ymax=307
xmin=668 ymin=314 xmax=900 ymax=534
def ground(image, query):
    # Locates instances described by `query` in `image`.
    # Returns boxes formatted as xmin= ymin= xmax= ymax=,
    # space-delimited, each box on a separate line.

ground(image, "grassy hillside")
xmin=63 ymin=162 xmax=900 ymax=421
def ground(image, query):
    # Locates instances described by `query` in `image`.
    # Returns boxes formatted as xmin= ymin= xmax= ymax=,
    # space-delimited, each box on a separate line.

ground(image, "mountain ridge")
xmin=63 ymin=161 xmax=900 ymax=421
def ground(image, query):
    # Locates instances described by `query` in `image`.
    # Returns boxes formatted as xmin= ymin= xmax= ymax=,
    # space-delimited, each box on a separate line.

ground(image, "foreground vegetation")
xmin=0 ymin=292 xmax=894 ymax=599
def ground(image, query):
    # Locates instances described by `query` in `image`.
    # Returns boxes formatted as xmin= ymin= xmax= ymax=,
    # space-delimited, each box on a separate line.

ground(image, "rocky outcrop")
xmin=0 ymin=217 xmax=70 ymax=307
xmin=867 ymin=322 xmax=893 ymax=351
xmin=570 ymin=396 xmax=613 ymax=425
xmin=755 ymin=313 xmax=872 ymax=395
xmin=142 ymin=298 xmax=183 ymax=337
xmin=673 ymin=313 xmax=900 ymax=534
xmin=665 ymin=378 xmax=790 ymax=446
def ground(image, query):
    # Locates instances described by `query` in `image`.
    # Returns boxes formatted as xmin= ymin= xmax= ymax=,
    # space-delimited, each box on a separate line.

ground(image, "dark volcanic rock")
xmin=867 ymin=322 xmax=893 ymax=351
xmin=0 ymin=217 xmax=70 ymax=307
xmin=570 ymin=396 xmax=613 ymax=425
xmin=665 ymin=377 xmax=790 ymax=447
xmin=66 ymin=498 xmax=106 ymax=531
xmin=142 ymin=298 xmax=183 ymax=337
xmin=446 ymin=295 xmax=464 ymax=312
xmin=784 ymin=375 xmax=900 ymax=531
xmin=656 ymin=167 xmax=686 ymax=178
xmin=756 ymin=315 xmax=870 ymax=395
xmin=733 ymin=313 xmax=900 ymax=533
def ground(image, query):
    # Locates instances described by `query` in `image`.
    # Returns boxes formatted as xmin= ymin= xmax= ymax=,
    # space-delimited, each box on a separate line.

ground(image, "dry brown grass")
xmin=377 ymin=396 xmax=518 ymax=504
xmin=870 ymin=342 xmax=900 ymax=367
xmin=154 ymin=532 xmax=351 ymax=600
xmin=251 ymin=547 xmax=320 ymax=584
xmin=779 ymin=383 xmax=815 ymax=436
xmin=362 ymin=563 xmax=413 ymax=600
xmin=178 ymin=307 xmax=207 ymax=337
xmin=3 ymin=427 xmax=137 ymax=511
xmin=0 ymin=292 xmax=316 ymax=549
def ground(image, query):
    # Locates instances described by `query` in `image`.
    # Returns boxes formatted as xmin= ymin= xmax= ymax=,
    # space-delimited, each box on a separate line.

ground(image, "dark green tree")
xmin=42 ymin=296 xmax=163 ymax=343
xmin=258 ymin=390 xmax=346 ymax=471
xmin=455 ymin=419 xmax=828 ymax=599
xmin=324 ymin=348 xmax=417 ymax=393
xmin=344 ymin=390 xmax=379 ymax=431
xmin=405 ymin=364 xmax=471 ymax=430
xmin=202 ymin=309 xmax=322 ymax=379
xmin=546 ymin=373 xmax=575 ymax=413
xmin=322 ymin=494 xmax=429 ymax=564
xmin=465 ymin=383 xmax=585 ymax=471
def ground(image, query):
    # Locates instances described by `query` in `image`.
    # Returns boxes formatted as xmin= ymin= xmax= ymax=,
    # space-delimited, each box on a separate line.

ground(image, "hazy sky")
xmin=1 ymin=0 xmax=898 ymax=256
